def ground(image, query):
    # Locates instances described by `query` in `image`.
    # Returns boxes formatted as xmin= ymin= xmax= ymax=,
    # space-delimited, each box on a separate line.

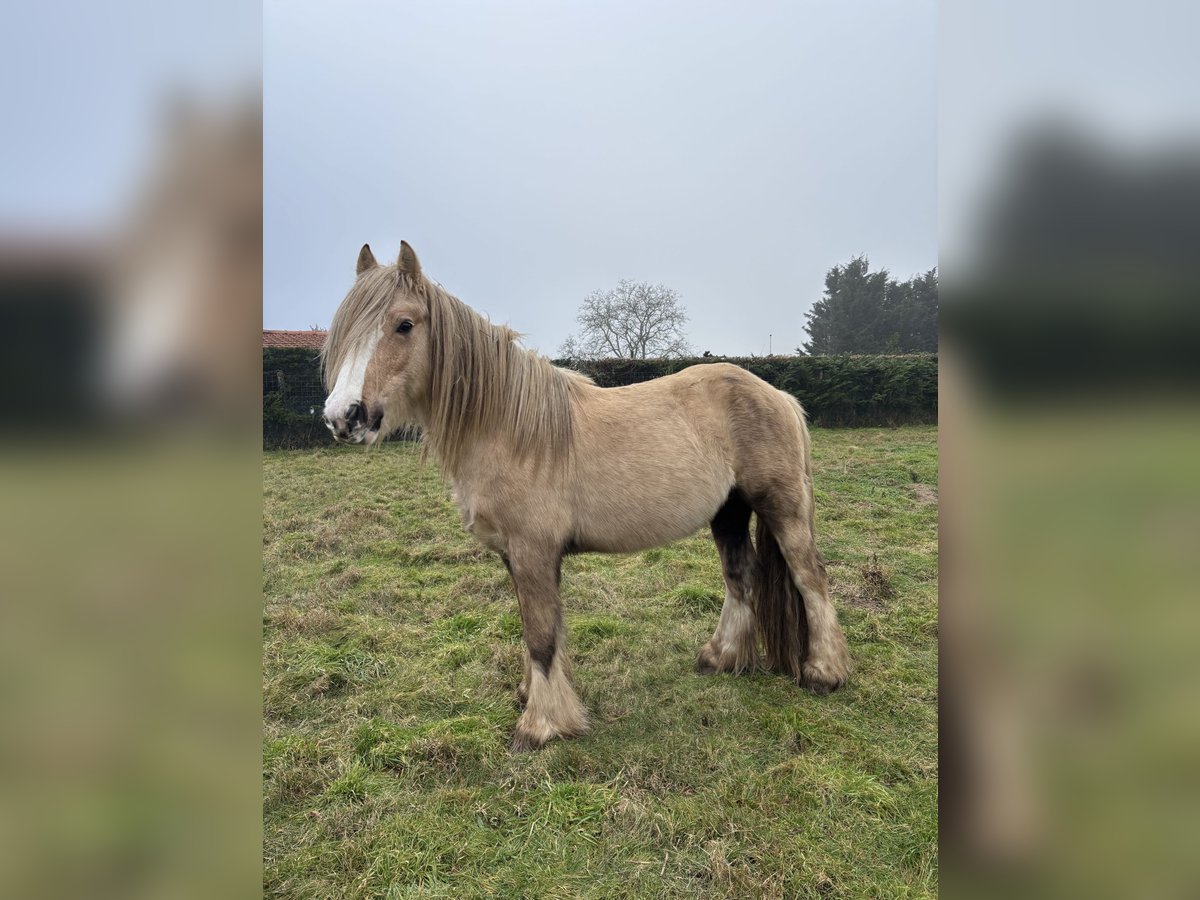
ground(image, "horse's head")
xmin=105 ymin=96 xmax=261 ymax=422
xmin=322 ymin=241 xmax=431 ymax=444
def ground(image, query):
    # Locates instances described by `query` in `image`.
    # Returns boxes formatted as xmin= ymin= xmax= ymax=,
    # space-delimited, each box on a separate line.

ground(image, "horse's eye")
xmin=396 ymin=320 xmax=413 ymax=334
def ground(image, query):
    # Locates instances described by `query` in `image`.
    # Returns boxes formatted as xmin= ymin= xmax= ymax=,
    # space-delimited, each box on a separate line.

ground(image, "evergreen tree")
xmin=803 ymin=257 xmax=937 ymax=354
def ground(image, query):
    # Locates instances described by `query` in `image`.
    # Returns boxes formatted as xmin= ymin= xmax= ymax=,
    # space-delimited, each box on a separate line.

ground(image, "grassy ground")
xmin=263 ymin=426 xmax=938 ymax=898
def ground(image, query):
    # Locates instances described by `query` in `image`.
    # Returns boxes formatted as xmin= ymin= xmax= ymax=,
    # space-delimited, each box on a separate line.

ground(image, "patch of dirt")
xmin=331 ymin=568 xmax=362 ymax=590
xmin=267 ymin=605 xmax=341 ymax=636
xmin=911 ymin=483 xmax=938 ymax=506
xmin=308 ymin=672 xmax=345 ymax=695
xmin=848 ymin=557 xmax=895 ymax=609
xmin=312 ymin=524 xmax=343 ymax=552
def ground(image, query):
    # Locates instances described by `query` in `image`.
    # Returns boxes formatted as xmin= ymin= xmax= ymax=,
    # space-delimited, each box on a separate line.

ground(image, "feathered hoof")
xmin=801 ymin=656 xmax=850 ymax=695
xmin=696 ymin=640 xmax=756 ymax=676
xmin=695 ymin=642 xmax=722 ymax=675
xmin=510 ymin=727 xmax=548 ymax=753
xmin=510 ymin=707 xmax=587 ymax=753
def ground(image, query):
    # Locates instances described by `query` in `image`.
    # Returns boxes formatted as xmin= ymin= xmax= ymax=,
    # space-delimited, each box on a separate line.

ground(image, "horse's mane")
xmin=321 ymin=266 xmax=399 ymax=390
xmin=323 ymin=265 xmax=584 ymax=473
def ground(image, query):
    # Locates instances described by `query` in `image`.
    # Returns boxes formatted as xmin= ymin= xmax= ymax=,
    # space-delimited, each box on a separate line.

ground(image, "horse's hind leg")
xmin=767 ymin=508 xmax=851 ymax=693
xmin=697 ymin=493 xmax=760 ymax=675
xmin=516 ymin=650 xmax=532 ymax=707
xmin=505 ymin=545 xmax=588 ymax=751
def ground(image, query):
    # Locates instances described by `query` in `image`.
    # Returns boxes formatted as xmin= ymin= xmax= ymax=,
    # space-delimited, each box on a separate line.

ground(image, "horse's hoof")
xmin=510 ymin=730 xmax=546 ymax=753
xmin=696 ymin=643 xmax=729 ymax=676
xmin=697 ymin=641 xmax=757 ymax=676
xmin=510 ymin=719 xmax=554 ymax=752
xmin=801 ymin=658 xmax=849 ymax=695
xmin=695 ymin=642 xmax=723 ymax=675
xmin=510 ymin=704 xmax=587 ymax=752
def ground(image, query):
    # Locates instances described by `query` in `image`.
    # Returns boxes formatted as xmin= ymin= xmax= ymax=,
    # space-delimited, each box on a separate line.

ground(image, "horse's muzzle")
xmin=324 ymin=401 xmax=368 ymax=443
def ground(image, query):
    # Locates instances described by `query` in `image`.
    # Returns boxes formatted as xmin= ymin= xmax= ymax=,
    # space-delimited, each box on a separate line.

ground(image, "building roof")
xmin=263 ymin=329 xmax=326 ymax=350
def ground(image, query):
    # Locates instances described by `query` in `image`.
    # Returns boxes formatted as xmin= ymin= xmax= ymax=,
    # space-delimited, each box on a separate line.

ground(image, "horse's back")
xmin=579 ymin=362 xmax=804 ymax=457
xmin=626 ymin=363 xmax=810 ymax=504
xmin=628 ymin=362 xmax=802 ymax=443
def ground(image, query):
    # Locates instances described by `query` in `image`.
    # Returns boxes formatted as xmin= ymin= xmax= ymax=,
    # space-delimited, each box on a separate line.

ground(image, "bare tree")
xmin=559 ymin=279 xmax=692 ymax=359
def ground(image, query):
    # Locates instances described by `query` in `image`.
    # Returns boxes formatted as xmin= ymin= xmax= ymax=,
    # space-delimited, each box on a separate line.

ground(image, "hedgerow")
xmin=263 ymin=350 xmax=937 ymax=449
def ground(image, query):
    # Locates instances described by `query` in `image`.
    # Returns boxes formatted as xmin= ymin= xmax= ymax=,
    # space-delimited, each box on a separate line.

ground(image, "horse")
xmin=104 ymin=94 xmax=262 ymax=426
xmin=322 ymin=242 xmax=851 ymax=751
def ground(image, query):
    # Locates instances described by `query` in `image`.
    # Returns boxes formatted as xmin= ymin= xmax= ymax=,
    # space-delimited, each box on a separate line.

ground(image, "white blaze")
xmin=103 ymin=247 xmax=195 ymax=408
xmin=323 ymin=327 xmax=382 ymax=422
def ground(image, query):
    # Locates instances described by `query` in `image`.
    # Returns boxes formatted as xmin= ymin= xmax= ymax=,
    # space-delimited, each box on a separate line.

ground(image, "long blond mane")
xmin=323 ymin=266 xmax=582 ymax=473
xmin=321 ymin=266 xmax=399 ymax=390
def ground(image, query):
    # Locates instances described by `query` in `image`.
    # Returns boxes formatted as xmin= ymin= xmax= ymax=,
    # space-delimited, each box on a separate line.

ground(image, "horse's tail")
xmin=753 ymin=391 xmax=812 ymax=680
xmin=782 ymin=391 xmax=813 ymax=477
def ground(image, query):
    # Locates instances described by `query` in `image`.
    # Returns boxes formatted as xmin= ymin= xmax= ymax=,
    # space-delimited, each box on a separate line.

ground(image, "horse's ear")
xmin=356 ymin=243 xmax=378 ymax=276
xmin=397 ymin=241 xmax=422 ymax=278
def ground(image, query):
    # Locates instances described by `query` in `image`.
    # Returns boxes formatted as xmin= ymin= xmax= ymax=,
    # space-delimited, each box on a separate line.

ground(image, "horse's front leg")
xmin=505 ymin=545 xmax=587 ymax=751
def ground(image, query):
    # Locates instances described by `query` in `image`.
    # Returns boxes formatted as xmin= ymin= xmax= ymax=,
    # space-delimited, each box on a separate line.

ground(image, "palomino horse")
xmin=323 ymin=242 xmax=851 ymax=750
xmin=105 ymin=95 xmax=262 ymax=425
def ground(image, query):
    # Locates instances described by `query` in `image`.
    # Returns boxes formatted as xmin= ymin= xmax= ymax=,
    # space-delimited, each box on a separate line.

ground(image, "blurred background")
xmin=941 ymin=1 xmax=1200 ymax=897
xmin=1 ymin=0 xmax=1198 ymax=896
xmin=0 ymin=1 xmax=261 ymax=898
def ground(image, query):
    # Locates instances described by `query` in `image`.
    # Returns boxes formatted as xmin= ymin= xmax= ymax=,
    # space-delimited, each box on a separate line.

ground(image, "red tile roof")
xmin=263 ymin=330 xmax=326 ymax=349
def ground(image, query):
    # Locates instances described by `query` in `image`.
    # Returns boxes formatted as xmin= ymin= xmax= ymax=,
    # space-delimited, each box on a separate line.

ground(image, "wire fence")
xmin=262 ymin=350 xmax=329 ymax=449
xmin=262 ymin=358 xmax=325 ymax=416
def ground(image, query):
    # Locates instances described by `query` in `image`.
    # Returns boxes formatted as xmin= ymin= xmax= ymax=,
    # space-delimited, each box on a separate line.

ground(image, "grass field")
xmin=263 ymin=426 xmax=938 ymax=898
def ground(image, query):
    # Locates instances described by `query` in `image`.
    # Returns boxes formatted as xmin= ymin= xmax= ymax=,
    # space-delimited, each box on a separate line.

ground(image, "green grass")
xmin=263 ymin=426 xmax=938 ymax=898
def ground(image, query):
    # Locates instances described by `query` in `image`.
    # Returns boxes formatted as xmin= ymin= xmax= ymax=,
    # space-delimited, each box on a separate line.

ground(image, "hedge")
xmin=263 ymin=349 xmax=936 ymax=449
xmin=561 ymin=355 xmax=938 ymax=427
xmin=262 ymin=348 xmax=328 ymax=449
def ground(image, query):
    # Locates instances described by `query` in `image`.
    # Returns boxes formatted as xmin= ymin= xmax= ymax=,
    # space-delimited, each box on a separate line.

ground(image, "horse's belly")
xmin=570 ymin=392 xmax=738 ymax=552
xmin=571 ymin=467 xmax=732 ymax=553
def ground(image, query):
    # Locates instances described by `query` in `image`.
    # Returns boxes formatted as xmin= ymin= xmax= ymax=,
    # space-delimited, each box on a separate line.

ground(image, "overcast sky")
xmin=2 ymin=0 xmax=258 ymax=227
xmin=265 ymin=0 xmax=936 ymax=356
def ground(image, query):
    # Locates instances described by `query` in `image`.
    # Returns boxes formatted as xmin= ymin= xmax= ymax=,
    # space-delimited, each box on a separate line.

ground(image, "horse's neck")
xmin=425 ymin=324 xmax=578 ymax=480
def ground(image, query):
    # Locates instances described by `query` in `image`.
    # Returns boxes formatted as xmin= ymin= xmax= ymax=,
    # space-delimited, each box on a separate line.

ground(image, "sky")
xmin=939 ymin=0 xmax=1200 ymax=273
xmin=264 ymin=0 xmax=936 ymax=356
xmin=1 ymin=0 xmax=260 ymax=228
